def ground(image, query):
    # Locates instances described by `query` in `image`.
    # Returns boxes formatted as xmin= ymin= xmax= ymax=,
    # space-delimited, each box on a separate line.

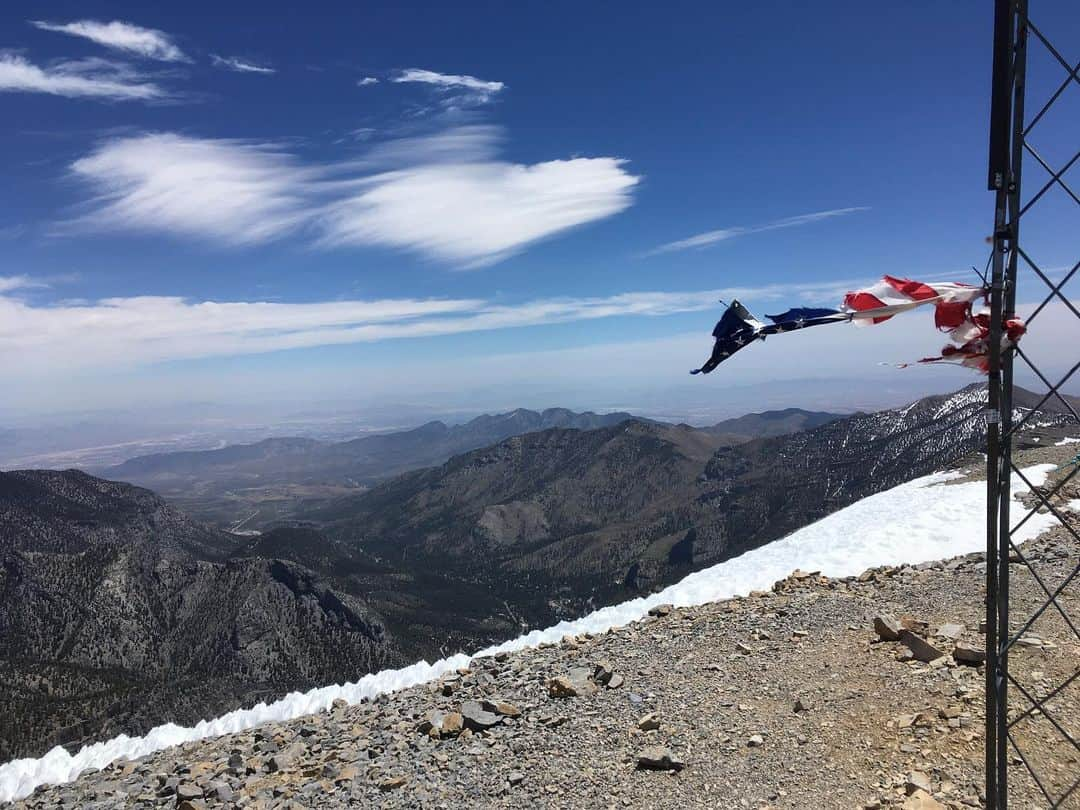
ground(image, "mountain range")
xmin=99 ymin=406 xmax=844 ymax=531
xmin=302 ymin=384 xmax=1070 ymax=604
xmin=102 ymin=408 xmax=643 ymax=491
xmin=2 ymin=385 xmax=1073 ymax=761
xmin=99 ymin=408 xmax=654 ymax=531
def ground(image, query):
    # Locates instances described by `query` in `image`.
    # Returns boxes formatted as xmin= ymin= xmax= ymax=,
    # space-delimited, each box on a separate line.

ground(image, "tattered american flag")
xmin=692 ymin=274 xmax=1025 ymax=376
xmin=840 ymin=275 xmax=984 ymax=325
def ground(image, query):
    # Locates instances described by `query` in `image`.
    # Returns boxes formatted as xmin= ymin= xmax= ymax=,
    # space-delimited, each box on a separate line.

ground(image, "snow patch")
xmin=896 ymin=401 xmax=918 ymax=419
xmin=0 ymin=464 xmax=1059 ymax=803
xmin=932 ymin=387 xmax=984 ymax=420
xmin=1055 ymin=437 xmax=1080 ymax=446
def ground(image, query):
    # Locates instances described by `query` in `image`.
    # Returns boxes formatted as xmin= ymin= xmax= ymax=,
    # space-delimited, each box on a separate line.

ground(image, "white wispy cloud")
xmin=30 ymin=19 xmax=188 ymax=62
xmin=357 ymin=76 xmax=379 ymax=86
xmin=0 ymin=280 xmax=859 ymax=372
xmin=62 ymin=127 xmax=639 ymax=265
xmin=211 ymin=55 xmax=275 ymax=74
xmin=392 ymin=68 xmax=504 ymax=94
xmin=0 ymin=53 xmax=166 ymax=101
xmin=66 ymin=134 xmax=324 ymax=245
xmin=647 ymin=207 xmax=870 ymax=255
xmin=359 ymin=125 xmax=499 ymax=165
xmin=391 ymin=68 xmax=503 ymax=108
xmin=0 ymin=275 xmax=48 ymax=293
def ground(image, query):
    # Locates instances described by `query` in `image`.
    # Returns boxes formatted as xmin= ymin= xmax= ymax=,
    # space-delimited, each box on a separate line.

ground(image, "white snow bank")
xmin=0 ymin=464 xmax=1059 ymax=803
xmin=1055 ymin=437 xmax=1080 ymax=446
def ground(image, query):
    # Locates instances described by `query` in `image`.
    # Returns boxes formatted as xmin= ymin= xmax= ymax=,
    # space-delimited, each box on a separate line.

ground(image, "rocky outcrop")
xmin=0 ymin=471 xmax=395 ymax=761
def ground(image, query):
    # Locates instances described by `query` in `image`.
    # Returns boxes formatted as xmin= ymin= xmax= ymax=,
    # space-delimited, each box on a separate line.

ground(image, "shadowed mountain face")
xmin=0 ymin=471 xmax=395 ymax=761
xmin=311 ymin=422 xmax=723 ymax=584
xmin=0 ymin=469 xmax=232 ymax=561
xmin=700 ymin=385 xmax=1008 ymax=554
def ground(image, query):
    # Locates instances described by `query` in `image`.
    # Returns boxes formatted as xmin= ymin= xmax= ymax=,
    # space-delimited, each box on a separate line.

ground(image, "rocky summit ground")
xmin=14 ymin=501 xmax=1078 ymax=809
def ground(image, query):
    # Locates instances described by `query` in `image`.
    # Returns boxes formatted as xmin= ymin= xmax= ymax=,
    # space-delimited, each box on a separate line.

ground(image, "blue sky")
xmin=1 ymin=1 xmax=1077 ymax=419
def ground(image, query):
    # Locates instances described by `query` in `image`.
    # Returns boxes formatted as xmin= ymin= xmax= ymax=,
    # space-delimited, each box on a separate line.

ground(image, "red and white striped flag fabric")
xmin=840 ymin=275 xmax=1025 ymax=373
xmin=841 ymin=275 xmax=984 ymax=325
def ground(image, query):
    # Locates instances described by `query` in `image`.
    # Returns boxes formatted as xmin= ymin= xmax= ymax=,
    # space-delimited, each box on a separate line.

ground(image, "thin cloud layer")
xmin=0 ymin=275 xmax=47 ymax=293
xmin=211 ymin=55 xmax=275 ymax=74
xmin=648 ymin=207 xmax=869 ymax=255
xmin=357 ymin=77 xmax=379 ymax=86
xmin=392 ymin=68 xmax=504 ymax=94
xmin=392 ymin=68 xmax=504 ymax=109
xmin=64 ymin=128 xmax=639 ymax=265
xmin=30 ymin=19 xmax=188 ymax=62
xmin=0 ymin=54 xmax=165 ymax=101
xmin=0 ymin=280 xmax=859 ymax=372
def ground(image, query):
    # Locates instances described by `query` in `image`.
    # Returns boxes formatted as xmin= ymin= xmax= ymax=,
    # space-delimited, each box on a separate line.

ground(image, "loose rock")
xmin=636 ymin=746 xmax=685 ymax=772
xmin=873 ymin=614 xmax=903 ymax=641
xmin=379 ymin=776 xmax=406 ymax=792
xmin=477 ymin=698 xmax=521 ymax=718
xmin=905 ymin=771 xmax=933 ymax=795
xmin=460 ymin=701 xmax=500 ymax=730
xmin=637 ymin=713 xmax=661 ymax=732
xmin=899 ymin=630 xmax=945 ymax=663
xmin=902 ymin=789 xmax=946 ymax=810
xmin=935 ymin=622 xmax=964 ymax=640
xmin=952 ymin=643 xmax=986 ymax=665
xmin=175 ymin=783 xmax=202 ymax=801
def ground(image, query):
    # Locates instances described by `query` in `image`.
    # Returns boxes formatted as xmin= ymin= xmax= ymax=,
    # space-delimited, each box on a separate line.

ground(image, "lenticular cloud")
xmin=63 ymin=128 xmax=639 ymax=266
xmin=318 ymin=157 xmax=638 ymax=267
xmin=0 ymin=465 xmax=1058 ymax=802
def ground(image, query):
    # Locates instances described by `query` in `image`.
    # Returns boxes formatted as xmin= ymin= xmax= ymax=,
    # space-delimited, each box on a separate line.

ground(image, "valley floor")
xmin=11 ymin=523 xmax=1078 ymax=809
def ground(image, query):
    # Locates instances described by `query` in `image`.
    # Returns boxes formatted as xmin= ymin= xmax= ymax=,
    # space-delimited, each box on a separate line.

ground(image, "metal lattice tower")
xmin=985 ymin=0 xmax=1079 ymax=806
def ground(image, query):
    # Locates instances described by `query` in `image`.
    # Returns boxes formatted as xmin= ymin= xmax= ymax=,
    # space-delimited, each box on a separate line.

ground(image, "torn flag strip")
xmin=692 ymin=275 xmax=1023 ymax=376
xmin=690 ymin=302 xmax=849 ymax=375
